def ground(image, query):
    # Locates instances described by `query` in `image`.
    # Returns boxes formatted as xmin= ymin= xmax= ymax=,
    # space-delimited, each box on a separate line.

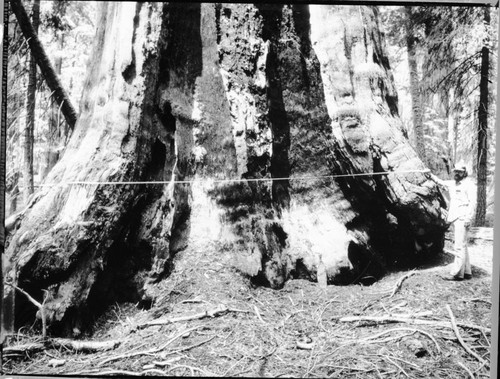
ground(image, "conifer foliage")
xmin=382 ymin=5 xmax=497 ymax=226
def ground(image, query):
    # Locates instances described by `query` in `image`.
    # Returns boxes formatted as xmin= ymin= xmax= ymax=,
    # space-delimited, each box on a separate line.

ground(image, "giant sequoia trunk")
xmin=4 ymin=3 xmax=447 ymax=335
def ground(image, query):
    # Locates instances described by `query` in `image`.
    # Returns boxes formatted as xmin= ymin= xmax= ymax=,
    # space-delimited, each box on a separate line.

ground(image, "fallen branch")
xmin=5 ymin=283 xmax=47 ymax=339
xmin=389 ymin=271 xmax=416 ymax=298
xmin=339 ymin=315 xmax=490 ymax=334
xmin=468 ymin=298 xmax=492 ymax=305
xmin=3 ymin=338 xmax=121 ymax=359
xmin=163 ymin=335 xmax=216 ymax=356
xmin=253 ymin=305 xmax=266 ymax=324
xmin=381 ymin=355 xmax=410 ymax=377
xmin=50 ymin=338 xmax=121 ymax=352
xmin=457 ymin=361 xmax=475 ymax=379
xmin=3 ymin=342 xmax=45 ymax=357
xmin=68 ymin=368 xmax=169 ymax=376
xmin=97 ymin=325 xmax=202 ymax=366
xmin=137 ymin=305 xmax=248 ymax=329
xmin=446 ymin=304 xmax=488 ymax=367
xmin=166 ymin=364 xmax=215 ymax=376
xmin=355 ymin=327 xmax=441 ymax=353
xmin=149 ymin=357 xmax=183 ymax=367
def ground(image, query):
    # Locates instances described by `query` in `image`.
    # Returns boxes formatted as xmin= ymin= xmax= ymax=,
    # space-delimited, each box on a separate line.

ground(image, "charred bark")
xmin=10 ymin=0 xmax=77 ymax=130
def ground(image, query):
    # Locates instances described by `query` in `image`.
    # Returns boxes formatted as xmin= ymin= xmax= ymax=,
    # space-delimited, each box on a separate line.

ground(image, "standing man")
xmin=430 ymin=164 xmax=476 ymax=281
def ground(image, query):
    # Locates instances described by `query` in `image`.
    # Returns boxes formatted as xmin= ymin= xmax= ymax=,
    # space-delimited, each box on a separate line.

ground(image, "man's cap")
xmin=452 ymin=164 xmax=467 ymax=172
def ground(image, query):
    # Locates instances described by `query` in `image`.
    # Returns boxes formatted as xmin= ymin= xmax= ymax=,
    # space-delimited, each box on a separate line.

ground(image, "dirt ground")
xmin=2 ymin=232 xmax=494 ymax=378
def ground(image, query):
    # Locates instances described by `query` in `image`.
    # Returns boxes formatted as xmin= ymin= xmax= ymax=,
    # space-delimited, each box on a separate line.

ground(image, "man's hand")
xmin=464 ymin=221 xmax=471 ymax=229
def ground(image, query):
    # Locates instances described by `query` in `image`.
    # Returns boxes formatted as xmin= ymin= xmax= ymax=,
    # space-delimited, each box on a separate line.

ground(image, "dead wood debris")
xmin=3 ymin=342 xmax=45 ymax=358
xmin=136 ymin=304 xmax=251 ymax=329
xmin=97 ymin=325 xmax=207 ymax=366
xmin=346 ymin=326 xmax=441 ymax=353
xmin=3 ymin=338 xmax=121 ymax=359
xmin=457 ymin=361 xmax=475 ymax=379
xmin=6 ymin=283 xmax=48 ymax=339
xmin=446 ymin=304 xmax=488 ymax=367
xmin=339 ymin=314 xmax=491 ymax=334
xmin=389 ymin=271 xmax=416 ymax=298
xmin=50 ymin=338 xmax=121 ymax=352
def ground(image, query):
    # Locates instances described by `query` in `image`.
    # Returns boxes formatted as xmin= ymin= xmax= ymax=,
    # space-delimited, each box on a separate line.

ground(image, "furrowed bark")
xmin=405 ymin=6 xmax=426 ymax=165
xmin=474 ymin=6 xmax=490 ymax=226
xmin=1 ymin=0 xmax=7 ymax=343
xmin=10 ymin=0 xmax=77 ymax=129
xmin=4 ymin=3 xmax=447 ymax=336
xmin=22 ymin=0 xmax=39 ymax=203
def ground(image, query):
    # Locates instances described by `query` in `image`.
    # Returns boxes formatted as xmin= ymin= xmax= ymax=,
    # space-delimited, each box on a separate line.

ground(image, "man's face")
xmin=453 ymin=170 xmax=465 ymax=182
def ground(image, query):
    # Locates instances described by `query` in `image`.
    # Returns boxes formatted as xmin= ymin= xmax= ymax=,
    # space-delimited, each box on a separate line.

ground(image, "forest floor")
xmin=2 ymin=232 xmax=494 ymax=378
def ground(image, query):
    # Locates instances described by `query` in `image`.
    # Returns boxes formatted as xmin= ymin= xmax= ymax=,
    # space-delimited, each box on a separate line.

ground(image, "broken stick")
xmin=137 ymin=305 xmax=249 ymax=329
xmin=5 ymin=283 xmax=47 ymax=339
xmin=50 ymin=338 xmax=121 ymax=352
xmin=339 ymin=315 xmax=490 ymax=334
xmin=97 ymin=325 xmax=202 ymax=366
xmin=389 ymin=271 xmax=416 ymax=298
xmin=446 ymin=304 xmax=488 ymax=367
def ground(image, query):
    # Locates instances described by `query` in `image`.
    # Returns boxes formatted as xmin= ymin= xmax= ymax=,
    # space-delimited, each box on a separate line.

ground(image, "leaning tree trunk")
xmin=4 ymin=3 xmax=447 ymax=336
xmin=10 ymin=0 xmax=77 ymax=130
xmin=43 ymin=33 xmax=64 ymax=179
xmin=474 ymin=6 xmax=490 ymax=227
xmin=22 ymin=0 xmax=40 ymax=204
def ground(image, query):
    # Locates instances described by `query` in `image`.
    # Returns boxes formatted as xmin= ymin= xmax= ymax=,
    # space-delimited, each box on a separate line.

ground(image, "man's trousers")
xmin=449 ymin=220 xmax=472 ymax=278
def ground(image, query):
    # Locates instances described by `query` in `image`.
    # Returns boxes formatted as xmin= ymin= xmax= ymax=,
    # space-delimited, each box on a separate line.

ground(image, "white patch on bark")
xmin=282 ymin=203 xmax=353 ymax=278
xmin=56 ymin=186 xmax=96 ymax=227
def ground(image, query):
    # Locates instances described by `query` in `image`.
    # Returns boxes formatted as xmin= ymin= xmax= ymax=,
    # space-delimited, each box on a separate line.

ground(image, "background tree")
xmin=475 ymin=6 xmax=491 ymax=226
xmin=6 ymin=0 xmax=95 ymax=215
xmin=22 ymin=0 xmax=40 ymax=204
xmin=382 ymin=5 xmax=497 ymax=226
xmin=404 ymin=6 xmax=427 ymax=165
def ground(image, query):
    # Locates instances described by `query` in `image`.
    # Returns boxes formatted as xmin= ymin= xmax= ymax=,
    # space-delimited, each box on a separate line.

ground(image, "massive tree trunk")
xmin=22 ymin=0 xmax=40 ymax=204
xmin=10 ymin=0 xmax=78 ymax=130
xmin=4 ymin=3 xmax=447 ymax=336
xmin=474 ymin=6 xmax=490 ymax=227
xmin=1 ymin=0 xmax=6 ymax=344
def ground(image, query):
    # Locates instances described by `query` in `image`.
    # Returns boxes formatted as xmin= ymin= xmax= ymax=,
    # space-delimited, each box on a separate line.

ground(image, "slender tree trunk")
xmin=10 ymin=0 xmax=78 ymax=130
xmin=404 ymin=6 xmax=426 ymax=165
xmin=22 ymin=0 xmax=40 ymax=204
xmin=474 ymin=6 xmax=490 ymax=226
